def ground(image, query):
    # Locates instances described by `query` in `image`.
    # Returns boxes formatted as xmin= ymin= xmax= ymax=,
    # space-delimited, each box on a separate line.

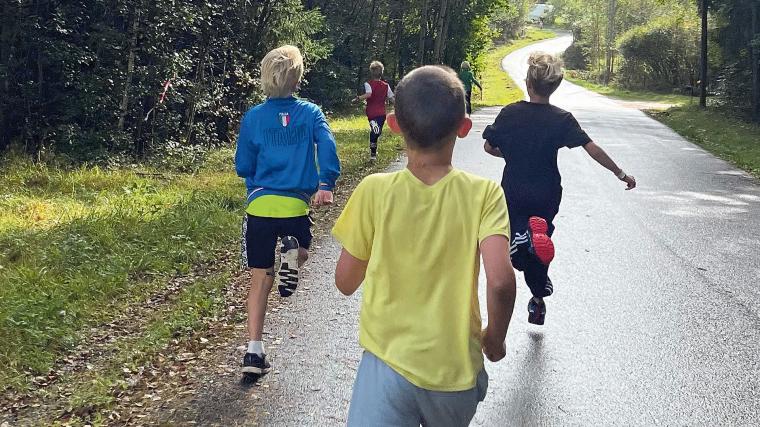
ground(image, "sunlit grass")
xmin=564 ymin=74 xmax=693 ymax=108
xmin=649 ymin=106 xmax=760 ymax=178
xmin=0 ymin=113 xmax=403 ymax=393
xmin=473 ymin=27 xmax=557 ymax=109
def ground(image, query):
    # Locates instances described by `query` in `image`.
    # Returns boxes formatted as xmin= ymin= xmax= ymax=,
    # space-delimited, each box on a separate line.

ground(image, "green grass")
xmin=0 ymin=113 xmax=402 ymax=396
xmin=564 ymin=74 xmax=693 ymax=108
xmin=473 ymin=27 xmax=557 ymax=109
xmin=649 ymin=106 xmax=760 ymax=178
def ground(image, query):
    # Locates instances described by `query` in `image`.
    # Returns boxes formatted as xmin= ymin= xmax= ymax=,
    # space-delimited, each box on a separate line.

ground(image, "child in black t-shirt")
xmin=482 ymin=52 xmax=636 ymax=325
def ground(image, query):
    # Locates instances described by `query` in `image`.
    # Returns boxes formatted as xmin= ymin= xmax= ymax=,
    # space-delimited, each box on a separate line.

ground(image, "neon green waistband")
xmin=246 ymin=195 xmax=309 ymax=218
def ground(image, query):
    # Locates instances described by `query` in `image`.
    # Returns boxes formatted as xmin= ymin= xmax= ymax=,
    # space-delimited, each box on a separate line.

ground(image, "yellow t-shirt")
xmin=332 ymin=168 xmax=510 ymax=391
xmin=246 ymin=195 xmax=309 ymax=218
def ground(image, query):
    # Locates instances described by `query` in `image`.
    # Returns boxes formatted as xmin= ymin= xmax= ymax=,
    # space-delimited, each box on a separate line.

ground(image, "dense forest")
xmin=0 ymin=0 xmax=514 ymax=162
xmin=553 ymin=0 xmax=760 ymax=121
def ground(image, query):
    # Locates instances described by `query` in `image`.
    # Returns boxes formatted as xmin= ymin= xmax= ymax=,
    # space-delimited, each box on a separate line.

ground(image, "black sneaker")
xmin=278 ymin=236 xmax=300 ymax=297
xmin=242 ymin=352 xmax=271 ymax=375
xmin=528 ymin=298 xmax=546 ymax=325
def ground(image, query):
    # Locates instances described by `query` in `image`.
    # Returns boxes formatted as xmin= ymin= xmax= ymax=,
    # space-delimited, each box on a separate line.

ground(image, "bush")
xmin=562 ymin=41 xmax=589 ymax=70
xmin=615 ymin=14 xmax=699 ymax=91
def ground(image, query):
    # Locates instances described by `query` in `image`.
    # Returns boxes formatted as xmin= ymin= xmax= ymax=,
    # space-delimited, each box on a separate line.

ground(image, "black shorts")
xmin=240 ymin=214 xmax=312 ymax=269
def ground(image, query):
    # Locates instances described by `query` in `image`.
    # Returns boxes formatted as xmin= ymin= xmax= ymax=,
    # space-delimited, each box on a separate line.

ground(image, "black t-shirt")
xmin=483 ymin=101 xmax=591 ymax=214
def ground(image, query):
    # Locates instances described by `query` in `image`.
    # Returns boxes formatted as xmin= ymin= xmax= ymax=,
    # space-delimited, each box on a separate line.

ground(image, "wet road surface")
xmin=184 ymin=35 xmax=760 ymax=426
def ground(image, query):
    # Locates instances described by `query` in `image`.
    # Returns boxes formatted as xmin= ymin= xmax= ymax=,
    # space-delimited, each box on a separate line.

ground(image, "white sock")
xmin=247 ymin=340 xmax=264 ymax=356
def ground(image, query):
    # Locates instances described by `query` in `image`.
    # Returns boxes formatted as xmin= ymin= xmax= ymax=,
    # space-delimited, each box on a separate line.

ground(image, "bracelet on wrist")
xmin=616 ymin=170 xmax=627 ymax=180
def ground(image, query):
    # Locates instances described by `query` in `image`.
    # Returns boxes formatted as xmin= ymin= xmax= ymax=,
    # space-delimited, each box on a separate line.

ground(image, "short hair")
xmin=526 ymin=51 xmax=564 ymax=97
xmin=460 ymin=61 xmax=471 ymax=70
xmin=394 ymin=66 xmax=465 ymax=150
xmin=260 ymin=45 xmax=304 ymax=98
xmin=369 ymin=61 xmax=384 ymax=79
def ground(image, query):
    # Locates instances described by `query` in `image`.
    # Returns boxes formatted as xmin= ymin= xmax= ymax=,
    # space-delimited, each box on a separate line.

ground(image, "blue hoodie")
xmin=235 ymin=97 xmax=341 ymax=204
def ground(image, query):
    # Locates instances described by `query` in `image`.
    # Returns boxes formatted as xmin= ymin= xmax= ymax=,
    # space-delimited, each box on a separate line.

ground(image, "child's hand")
xmin=312 ymin=190 xmax=334 ymax=207
xmin=621 ymin=174 xmax=636 ymax=190
xmin=481 ymin=328 xmax=506 ymax=362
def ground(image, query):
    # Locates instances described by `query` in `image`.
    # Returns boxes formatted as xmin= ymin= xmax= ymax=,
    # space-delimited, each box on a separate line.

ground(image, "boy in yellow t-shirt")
xmin=332 ymin=66 xmax=517 ymax=426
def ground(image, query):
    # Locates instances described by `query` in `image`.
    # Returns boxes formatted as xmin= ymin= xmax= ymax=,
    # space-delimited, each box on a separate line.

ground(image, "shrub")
xmin=616 ymin=14 xmax=699 ymax=91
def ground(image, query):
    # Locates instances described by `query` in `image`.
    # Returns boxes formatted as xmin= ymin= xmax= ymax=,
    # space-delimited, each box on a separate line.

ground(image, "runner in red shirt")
xmin=355 ymin=61 xmax=394 ymax=160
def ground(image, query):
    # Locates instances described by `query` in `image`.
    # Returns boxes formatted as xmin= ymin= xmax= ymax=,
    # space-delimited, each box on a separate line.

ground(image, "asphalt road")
xmin=181 ymin=35 xmax=760 ymax=426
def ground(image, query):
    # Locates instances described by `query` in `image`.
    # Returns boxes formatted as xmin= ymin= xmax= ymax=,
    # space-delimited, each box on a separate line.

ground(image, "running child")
xmin=482 ymin=52 xmax=636 ymax=325
xmin=333 ymin=66 xmax=517 ymax=426
xmin=354 ymin=61 xmax=394 ymax=160
xmin=235 ymin=45 xmax=340 ymax=377
xmin=458 ymin=60 xmax=482 ymax=115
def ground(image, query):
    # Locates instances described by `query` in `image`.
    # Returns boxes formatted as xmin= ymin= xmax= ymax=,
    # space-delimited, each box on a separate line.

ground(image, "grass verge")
xmin=564 ymin=74 xmax=693 ymax=107
xmin=473 ymin=27 xmax=557 ymax=109
xmin=0 ymin=113 xmax=403 ymax=400
xmin=648 ymin=106 xmax=760 ymax=178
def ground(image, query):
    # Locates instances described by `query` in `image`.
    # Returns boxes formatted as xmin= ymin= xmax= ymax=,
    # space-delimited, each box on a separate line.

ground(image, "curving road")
xmin=175 ymin=35 xmax=760 ymax=426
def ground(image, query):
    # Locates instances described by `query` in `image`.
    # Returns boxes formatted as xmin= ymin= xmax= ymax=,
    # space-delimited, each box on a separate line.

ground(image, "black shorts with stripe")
xmin=240 ymin=214 xmax=312 ymax=269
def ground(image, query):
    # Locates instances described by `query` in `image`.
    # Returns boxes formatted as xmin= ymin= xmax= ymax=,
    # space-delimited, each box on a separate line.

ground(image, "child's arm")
xmin=332 ymin=178 xmax=373 ymax=295
xmin=473 ymin=75 xmax=482 ymax=91
xmin=480 ymin=234 xmax=516 ymax=362
xmin=234 ymin=112 xmax=257 ymax=177
xmin=583 ymin=141 xmax=637 ymax=190
xmin=354 ymin=82 xmax=372 ymax=102
xmin=483 ymin=141 xmax=503 ymax=158
xmin=313 ymin=109 xmax=341 ymax=205
xmin=335 ymin=249 xmax=368 ymax=296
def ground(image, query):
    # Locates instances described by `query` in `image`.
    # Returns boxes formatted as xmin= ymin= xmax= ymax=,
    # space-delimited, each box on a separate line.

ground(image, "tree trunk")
xmin=751 ymin=0 xmax=759 ymax=121
xmin=699 ymin=0 xmax=708 ymax=109
xmin=392 ymin=0 xmax=406 ymax=80
xmin=118 ymin=9 xmax=139 ymax=133
xmin=0 ymin=0 xmax=12 ymax=152
xmin=356 ymin=0 xmax=379 ymax=90
xmin=604 ymin=0 xmax=617 ymax=85
xmin=418 ymin=0 xmax=429 ymax=65
xmin=433 ymin=0 xmax=449 ymax=64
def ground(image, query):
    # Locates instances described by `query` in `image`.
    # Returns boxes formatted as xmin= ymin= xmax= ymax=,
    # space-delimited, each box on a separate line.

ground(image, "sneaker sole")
xmin=241 ymin=366 xmax=271 ymax=375
xmin=278 ymin=236 xmax=300 ymax=297
xmin=528 ymin=216 xmax=555 ymax=265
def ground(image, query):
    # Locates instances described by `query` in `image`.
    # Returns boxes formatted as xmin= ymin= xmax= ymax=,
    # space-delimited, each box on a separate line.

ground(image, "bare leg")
xmin=247 ymin=267 xmax=275 ymax=341
xmin=298 ymin=248 xmax=309 ymax=267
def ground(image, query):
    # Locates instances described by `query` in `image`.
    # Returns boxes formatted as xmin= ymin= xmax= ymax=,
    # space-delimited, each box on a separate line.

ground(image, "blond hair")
xmin=526 ymin=52 xmax=564 ymax=97
xmin=460 ymin=61 xmax=471 ymax=70
xmin=261 ymin=45 xmax=304 ymax=98
xmin=369 ymin=61 xmax=384 ymax=79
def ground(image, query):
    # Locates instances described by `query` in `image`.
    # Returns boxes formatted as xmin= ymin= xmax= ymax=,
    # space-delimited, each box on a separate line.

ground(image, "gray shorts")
xmin=347 ymin=351 xmax=488 ymax=427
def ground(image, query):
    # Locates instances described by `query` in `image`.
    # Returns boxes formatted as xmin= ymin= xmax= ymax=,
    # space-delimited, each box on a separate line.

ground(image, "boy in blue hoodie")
xmin=235 ymin=45 xmax=341 ymax=376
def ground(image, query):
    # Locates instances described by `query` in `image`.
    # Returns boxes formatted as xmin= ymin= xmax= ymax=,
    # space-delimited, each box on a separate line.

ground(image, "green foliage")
xmin=562 ymin=41 xmax=590 ymax=70
xmin=0 ymin=0 xmax=512 ymax=161
xmin=0 ymin=0 xmax=328 ymax=160
xmin=616 ymin=14 xmax=699 ymax=90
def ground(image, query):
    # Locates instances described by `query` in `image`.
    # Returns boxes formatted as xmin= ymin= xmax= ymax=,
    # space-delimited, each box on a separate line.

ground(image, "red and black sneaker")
xmin=527 ymin=216 xmax=555 ymax=266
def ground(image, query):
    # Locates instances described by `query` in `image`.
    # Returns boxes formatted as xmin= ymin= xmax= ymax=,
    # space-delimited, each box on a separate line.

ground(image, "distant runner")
xmin=458 ymin=61 xmax=482 ymax=115
xmin=355 ymin=61 xmax=394 ymax=161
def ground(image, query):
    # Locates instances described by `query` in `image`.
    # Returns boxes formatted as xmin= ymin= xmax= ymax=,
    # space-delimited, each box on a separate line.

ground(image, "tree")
xmin=700 ymin=0 xmax=708 ymax=108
